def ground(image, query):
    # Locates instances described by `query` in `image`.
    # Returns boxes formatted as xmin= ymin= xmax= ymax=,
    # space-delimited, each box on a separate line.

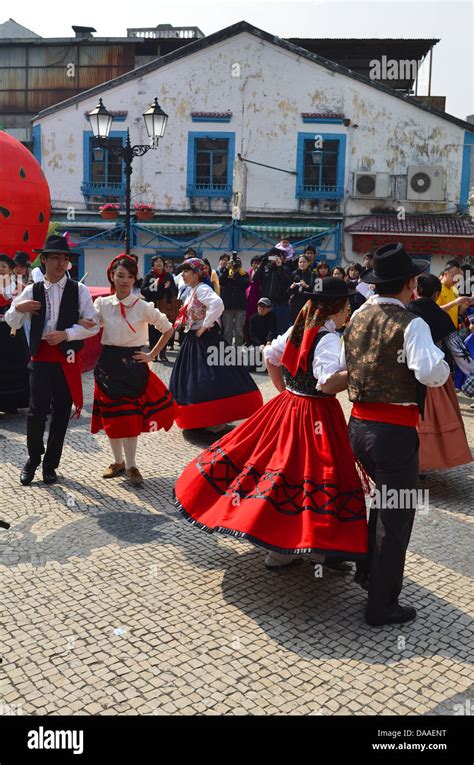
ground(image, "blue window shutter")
xmin=32 ymin=125 xmax=41 ymax=164
xmin=460 ymin=132 xmax=474 ymax=213
xmin=186 ymin=131 xmax=235 ymax=198
xmin=295 ymin=131 xmax=346 ymax=200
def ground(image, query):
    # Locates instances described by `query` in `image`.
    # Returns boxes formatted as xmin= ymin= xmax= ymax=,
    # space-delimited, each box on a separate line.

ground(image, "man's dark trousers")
xmin=349 ymin=417 xmax=419 ymax=621
xmin=27 ymin=361 xmax=72 ymax=470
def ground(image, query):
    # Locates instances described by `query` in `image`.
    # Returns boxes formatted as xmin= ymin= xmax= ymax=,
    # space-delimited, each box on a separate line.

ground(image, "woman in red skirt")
xmin=174 ymin=277 xmax=369 ymax=568
xmin=91 ymin=255 xmax=178 ymax=486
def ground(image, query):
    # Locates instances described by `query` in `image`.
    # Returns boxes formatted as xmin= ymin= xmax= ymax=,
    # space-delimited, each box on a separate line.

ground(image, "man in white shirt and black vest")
xmin=342 ymin=243 xmax=450 ymax=626
xmin=5 ymin=235 xmax=99 ymax=485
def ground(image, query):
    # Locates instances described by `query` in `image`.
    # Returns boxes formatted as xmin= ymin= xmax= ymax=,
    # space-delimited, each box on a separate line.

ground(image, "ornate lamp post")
xmin=88 ymin=97 xmax=168 ymax=254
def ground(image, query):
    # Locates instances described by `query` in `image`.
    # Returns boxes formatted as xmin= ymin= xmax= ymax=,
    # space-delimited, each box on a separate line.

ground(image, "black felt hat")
xmin=14 ymin=251 xmax=30 ymax=267
xmin=361 ymin=242 xmax=429 ymax=284
xmin=303 ymin=276 xmax=354 ymax=301
xmin=33 ymin=234 xmax=72 ymax=255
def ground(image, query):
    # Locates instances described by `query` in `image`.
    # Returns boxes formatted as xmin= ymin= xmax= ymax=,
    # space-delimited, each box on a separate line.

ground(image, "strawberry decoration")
xmin=0 ymin=131 xmax=50 ymax=259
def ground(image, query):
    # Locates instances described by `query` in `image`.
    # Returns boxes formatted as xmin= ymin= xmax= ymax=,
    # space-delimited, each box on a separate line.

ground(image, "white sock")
xmin=123 ymin=437 xmax=138 ymax=469
xmin=109 ymin=438 xmax=124 ymax=464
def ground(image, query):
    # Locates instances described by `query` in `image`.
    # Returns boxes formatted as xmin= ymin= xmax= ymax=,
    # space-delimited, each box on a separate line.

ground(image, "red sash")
xmin=32 ymin=340 xmax=83 ymax=418
xmin=351 ymin=402 xmax=419 ymax=428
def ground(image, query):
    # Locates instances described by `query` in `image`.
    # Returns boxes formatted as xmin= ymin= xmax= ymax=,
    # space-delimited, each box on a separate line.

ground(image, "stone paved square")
xmin=0 ymin=357 xmax=472 ymax=716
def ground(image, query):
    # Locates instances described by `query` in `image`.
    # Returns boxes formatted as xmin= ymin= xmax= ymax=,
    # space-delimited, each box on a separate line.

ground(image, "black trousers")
xmin=27 ymin=361 xmax=72 ymax=469
xmin=348 ymin=417 xmax=419 ymax=620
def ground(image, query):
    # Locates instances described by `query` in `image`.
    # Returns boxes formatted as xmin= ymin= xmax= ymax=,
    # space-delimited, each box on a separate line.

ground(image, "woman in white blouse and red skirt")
xmin=174 ymin=277 xmax=369 ymax=568
xmin=169 ymin=258 xmax=263 ymax=435
xmin=91 ymin=255 xmax=178 ymax=486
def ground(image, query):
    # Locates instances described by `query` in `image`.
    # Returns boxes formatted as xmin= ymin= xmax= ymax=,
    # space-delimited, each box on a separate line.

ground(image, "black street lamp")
xmin=88 ymin=97 xmax=168 ymax=254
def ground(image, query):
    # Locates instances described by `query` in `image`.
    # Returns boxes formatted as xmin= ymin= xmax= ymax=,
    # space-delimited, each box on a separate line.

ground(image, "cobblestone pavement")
xmin=0 ymin=351 xmax=472 ymax=716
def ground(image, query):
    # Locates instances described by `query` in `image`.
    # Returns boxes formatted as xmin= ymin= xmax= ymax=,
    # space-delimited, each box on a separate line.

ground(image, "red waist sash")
xmin=351 ymin=401 xmax=419 ymax=428
xmin=32 ymin=340 xmax=83 ymax=418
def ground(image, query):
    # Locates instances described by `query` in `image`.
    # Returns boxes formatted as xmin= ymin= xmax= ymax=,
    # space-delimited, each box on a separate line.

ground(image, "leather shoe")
xmin=43 ymin=465 xmax=58 ymax=484
xmin=366 ymin=604 xmax=417 ymax=627
xmin=20 ymin=460 xmax=38 ymax=486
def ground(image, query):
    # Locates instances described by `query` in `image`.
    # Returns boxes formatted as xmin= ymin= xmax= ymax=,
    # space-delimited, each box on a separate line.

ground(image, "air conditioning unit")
xmin=407 ymin=165 xmax=446 ymax=201
xmin=353 ymin=172 xmax=391 ymax=199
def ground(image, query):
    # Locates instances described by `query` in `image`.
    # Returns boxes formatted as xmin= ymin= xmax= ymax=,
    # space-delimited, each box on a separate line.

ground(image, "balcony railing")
xmin=296 ymin=184 xmax=344 ymax=200
xmin=81 ymin=182 xmax=126 ymax=199
xmin=186 ymin=182 xmax=232 ymax=199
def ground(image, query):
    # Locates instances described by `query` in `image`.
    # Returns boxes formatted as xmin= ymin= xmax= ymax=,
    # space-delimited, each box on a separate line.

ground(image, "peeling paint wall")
xmin=35 ymin=31 xmax=468 ymax=251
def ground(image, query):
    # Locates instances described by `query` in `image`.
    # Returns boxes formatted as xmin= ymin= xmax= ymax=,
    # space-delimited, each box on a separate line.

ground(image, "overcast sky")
xmin=8 ymin=0 xmax=473 ymax=120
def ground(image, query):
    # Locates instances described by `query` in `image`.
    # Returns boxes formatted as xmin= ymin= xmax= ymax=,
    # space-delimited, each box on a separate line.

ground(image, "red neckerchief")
xmin=118 ymin=297 xmax=140 ymax=333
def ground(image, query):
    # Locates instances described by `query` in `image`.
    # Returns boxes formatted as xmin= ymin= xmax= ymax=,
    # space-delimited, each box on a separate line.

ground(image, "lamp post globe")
xmin=88 ymin=98 xmax=113 ymax=139
xmin=143 ymin=98 xmax=168 ymax=144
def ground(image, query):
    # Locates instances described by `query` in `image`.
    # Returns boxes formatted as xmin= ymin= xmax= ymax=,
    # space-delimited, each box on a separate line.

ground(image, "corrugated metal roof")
xmin=346 ymin=215 xmax=474 ymax=237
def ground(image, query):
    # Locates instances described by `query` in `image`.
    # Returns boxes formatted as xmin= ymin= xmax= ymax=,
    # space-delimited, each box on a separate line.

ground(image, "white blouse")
xmin=94 ymin=294 xmax=172 ymax=348
xmin=184 ymin=283 xmax=224 ymax=331
xmin=264 ymin=320 xmax=342 ymax=392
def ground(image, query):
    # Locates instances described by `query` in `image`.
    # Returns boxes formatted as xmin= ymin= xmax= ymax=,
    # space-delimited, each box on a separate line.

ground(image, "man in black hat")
xmin=340 ymin=242 xmax=450 ymax=626
xmin=5 ymin=235 xmax=99 ymax=485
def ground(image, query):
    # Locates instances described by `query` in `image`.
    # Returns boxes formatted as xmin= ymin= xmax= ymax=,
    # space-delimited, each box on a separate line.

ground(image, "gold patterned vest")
xmin=344 ymin=303 xmax=418 ymax=404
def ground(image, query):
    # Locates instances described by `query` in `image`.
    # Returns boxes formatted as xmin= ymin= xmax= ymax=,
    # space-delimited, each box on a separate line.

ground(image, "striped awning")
xmin=138 ymin=222 xmax=225 ymax=234
xmin=239 ymin=224 xmax=333 ymax=236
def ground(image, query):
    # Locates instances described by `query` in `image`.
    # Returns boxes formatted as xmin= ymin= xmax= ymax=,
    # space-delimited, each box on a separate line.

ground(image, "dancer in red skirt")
xmin=91 ymin=255 xmax=178 ymax=486
xmin=174 ymin=277 xmax=369 ymax=568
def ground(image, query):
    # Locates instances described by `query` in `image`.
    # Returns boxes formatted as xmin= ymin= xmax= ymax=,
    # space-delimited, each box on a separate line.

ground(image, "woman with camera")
xmin=253 ymin=249 xmax=292 ymax=334
xmin=288 ymin=254 xmax=315 ymax=322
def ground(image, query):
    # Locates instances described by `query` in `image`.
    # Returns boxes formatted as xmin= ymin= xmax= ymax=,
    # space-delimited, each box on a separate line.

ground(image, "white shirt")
xmin=184 ymin=283 xmax=224 ymax=331
xmin=94 ymin=293 xmax=172 ymax=347
xmin=31 ymin=267 xmax=45 ymax=283
xmin=5 ymin=276 xmax=99 ymax=342
xmin=264 ymin=320 xmax=342 ymax=393
xmin=340 ymin=296 xmax=450 ymax=400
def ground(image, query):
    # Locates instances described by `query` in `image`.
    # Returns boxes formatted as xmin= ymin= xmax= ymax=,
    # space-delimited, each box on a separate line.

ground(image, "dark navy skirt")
xmin=169 ymin=326 xmax=263 ymax=429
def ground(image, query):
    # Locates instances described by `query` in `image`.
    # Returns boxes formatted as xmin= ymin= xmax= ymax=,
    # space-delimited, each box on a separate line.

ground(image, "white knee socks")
xmin=122 ymin=437 xmax=138 ymax=469
xmin=109 ymin=438 xmax=124 ymax=464
xmin=108 ymin=437 xmax=138 ymax=469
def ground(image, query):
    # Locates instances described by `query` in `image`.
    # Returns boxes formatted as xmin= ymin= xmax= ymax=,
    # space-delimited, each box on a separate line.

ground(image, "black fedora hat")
xmin=361 ymin=242 xmax=429 ymax=284
xmin=33 ymin=234 xmax=72 ymax=255
xmin=303 ymin=276 xmax=353 ymax=301
xmin=14 ymin=251 xmax=30 ymax=268
xmin=0 ymin=253 xmax=16 ymax=269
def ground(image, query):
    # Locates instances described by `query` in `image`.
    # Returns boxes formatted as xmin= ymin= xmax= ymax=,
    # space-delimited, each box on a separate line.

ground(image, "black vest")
xmin=283 ymin=330 xmax=335 ymax=397
xmin=30 ymin=279 xmax=84 ymax=357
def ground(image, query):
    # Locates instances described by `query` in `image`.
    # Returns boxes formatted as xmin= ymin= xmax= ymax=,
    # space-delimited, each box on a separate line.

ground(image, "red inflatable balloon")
xmin=0 ymin=131 xmax=50 ymax=259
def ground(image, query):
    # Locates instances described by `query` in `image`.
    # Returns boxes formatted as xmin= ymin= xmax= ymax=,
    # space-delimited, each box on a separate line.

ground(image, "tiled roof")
xmin=346 ymin=215 xmax=474 ymax=237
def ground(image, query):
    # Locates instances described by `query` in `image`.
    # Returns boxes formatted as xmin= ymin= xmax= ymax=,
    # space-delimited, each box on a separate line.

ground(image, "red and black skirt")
xmin=91 ymin=345 xmax=177 ymax=438
xmin=174 ymin=389 xmax=368 ymax=559
xmin=169 ymin=326 xmax=263 ymax=429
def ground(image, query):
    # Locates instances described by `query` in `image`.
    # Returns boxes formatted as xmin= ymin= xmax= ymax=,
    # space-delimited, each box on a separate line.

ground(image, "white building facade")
xmin=32 ymin=22 xmax=474 ymax=284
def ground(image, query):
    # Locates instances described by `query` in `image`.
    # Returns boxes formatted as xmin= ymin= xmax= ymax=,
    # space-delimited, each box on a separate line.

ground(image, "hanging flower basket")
xmin=134 ymin=203 xmax=154 ymax=221
xmin=99 ymin=203 xmax=120 ymax=220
